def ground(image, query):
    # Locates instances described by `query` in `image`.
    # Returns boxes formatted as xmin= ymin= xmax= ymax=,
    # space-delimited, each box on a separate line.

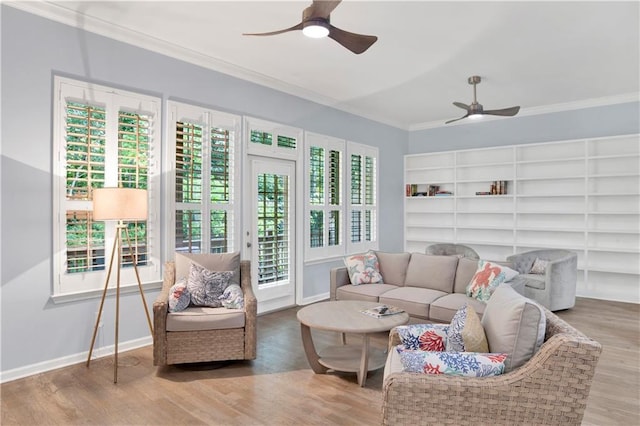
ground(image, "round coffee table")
xmin=297 ymin=300 xmax=409 ymax=387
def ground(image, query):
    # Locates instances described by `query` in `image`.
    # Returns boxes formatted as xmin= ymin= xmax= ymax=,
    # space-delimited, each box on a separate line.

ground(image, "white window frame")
xmin=304 ymin=131 xmax=345 ymax=261
xmin=244 ymin=116 xmax=300 ymax=160
xmin=346 ymin=141 xmax=379 ymax=254
xmin=165 ymin=101 xmax=242 ymax=260
xmin=52 ymin=76 xmax=162 ymax=298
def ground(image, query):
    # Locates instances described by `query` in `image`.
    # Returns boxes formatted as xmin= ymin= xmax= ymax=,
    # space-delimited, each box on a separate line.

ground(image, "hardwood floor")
xmin=1 ymin=297 xmax=638 ymax=425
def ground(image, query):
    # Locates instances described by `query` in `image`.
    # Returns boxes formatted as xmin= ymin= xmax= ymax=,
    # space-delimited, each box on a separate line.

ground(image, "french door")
xmin=248 ymin=157 xmax=296 ymax=313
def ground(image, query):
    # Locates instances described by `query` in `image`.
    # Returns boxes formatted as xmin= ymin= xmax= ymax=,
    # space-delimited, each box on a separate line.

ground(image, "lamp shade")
xmin=93 ymin=188 xmax=148 ymax=221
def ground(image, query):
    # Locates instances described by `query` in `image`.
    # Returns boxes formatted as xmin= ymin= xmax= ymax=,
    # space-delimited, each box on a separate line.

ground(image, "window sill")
xmin=50 ymin=280 xmax=163 ymax=304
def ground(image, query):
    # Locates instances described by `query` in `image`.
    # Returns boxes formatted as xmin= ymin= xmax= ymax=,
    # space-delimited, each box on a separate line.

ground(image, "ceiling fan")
xmin=243 ymin=0 xmax=378 ymax=54
xmin=446 ymin=76 xmax=520 ymax=124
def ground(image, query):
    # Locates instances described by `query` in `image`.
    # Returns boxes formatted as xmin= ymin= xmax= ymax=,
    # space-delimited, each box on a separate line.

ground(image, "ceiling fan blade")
xmin=445 ymin=114 xmax=469 ymax=124
xmin=453 ymin=102 xmax=470 ymax=111
xmin=308 ymin=0 xmax=342 ymax=19
xmin=328 ymin=25 xmax=377 ymax=54
xmin=483 ymin=106 xmax=521 ymax=117
xmin=243 ymin=22 xmax=304 ymax=37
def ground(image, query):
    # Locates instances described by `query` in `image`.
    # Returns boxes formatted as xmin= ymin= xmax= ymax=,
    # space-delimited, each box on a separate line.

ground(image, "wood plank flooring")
xmin=1 ymin=297 xmax=638 ymax=425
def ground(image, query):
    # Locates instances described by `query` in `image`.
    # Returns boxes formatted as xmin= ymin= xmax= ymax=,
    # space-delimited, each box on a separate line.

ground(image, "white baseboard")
xmin=0 ymin=336 xmax=152 ymax=384
xmin=298 ymin=292 xmax=330 ymax=306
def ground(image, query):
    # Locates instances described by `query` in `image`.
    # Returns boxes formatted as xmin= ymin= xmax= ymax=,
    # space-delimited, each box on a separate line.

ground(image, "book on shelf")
xmin=361 ymin=304 xmax=404 ymax=318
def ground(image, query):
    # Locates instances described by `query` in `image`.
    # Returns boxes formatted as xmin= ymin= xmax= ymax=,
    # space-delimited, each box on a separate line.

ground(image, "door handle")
xmin=247 ymin=242 xmax=252 ymax=248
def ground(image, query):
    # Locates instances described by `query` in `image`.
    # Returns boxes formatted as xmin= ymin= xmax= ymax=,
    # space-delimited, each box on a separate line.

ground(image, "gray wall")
xmin=0 ymin=6 xmax=406 ymax=376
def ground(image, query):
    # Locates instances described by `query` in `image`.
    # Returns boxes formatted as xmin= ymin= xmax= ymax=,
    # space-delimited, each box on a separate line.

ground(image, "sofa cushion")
xmin=481 ymin=284 xmax=546 ymax=372
xmin=175 ymin=251 xmax=241 ymax=286
xmin=396 ymin=347 xmax=507 ymax=377
xmin=429 ymin=293 xmax=487 ymax=323
xmin=375 ymin=251 xmax=411 ymax=285
xmin=466 ymin=260 xmax=519 ymax=302
xmin=336 ymin=283 xmax=398 ymax=302
xmin=446 ymin=304 xmax=489 ymax=353
xmin=404 ymin=253 xmax=459 ymax=293
xmin=166 ymin=306 xmax=245 ymax=332
xmin=379 ymin=287 xmax=448 ymax=319
xmin=344 ymin=250 xmax=383 ymax=285
xmin=395 ymin=323 xmax=449 ymax=351
xmin=453 ymin=257 xmax=479 ymax=294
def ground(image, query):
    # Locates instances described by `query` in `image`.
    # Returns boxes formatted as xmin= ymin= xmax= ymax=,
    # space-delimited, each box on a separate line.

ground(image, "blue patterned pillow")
xmin=396 ymin=346 xmax=507 ymax=377
xmin=219 ymin=283 xmax=244 ymax=309
xmin=396 ymin=324 xmax=449 ymax=352
xmin=187 ymin=263 xmax=234 ymax=307
xmin=168 ymin=278 xmax=190 ymax=312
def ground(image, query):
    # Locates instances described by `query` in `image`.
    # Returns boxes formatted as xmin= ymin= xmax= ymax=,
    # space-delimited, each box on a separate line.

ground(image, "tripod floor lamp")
xmin=86 ymin=187 xmax=154 ymax=383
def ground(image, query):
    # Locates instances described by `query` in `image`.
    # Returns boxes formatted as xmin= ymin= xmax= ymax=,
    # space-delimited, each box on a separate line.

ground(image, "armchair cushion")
xmin=481 ymin=284 xmax=546 ymax=372
xmin=166 ymin=307 xmax=245 ymax=332
xmin=176 ymin=251 xmax=241 ymax=286
xmin=446 ymin=304 xmax=488 ymax=353
xmin=395 ymin=324 xmax=449 ymax=352
xmin=395 ymin=347 xmax=507 ymax=377
xmin=168 ymin=278 xmax=190 ymax=313
xmin=187 ymin=264 xmax=233 ymax=307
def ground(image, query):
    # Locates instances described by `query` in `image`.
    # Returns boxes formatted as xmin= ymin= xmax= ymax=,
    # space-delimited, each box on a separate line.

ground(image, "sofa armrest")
xmin=330 ymin=266 xmax=350 ymax=300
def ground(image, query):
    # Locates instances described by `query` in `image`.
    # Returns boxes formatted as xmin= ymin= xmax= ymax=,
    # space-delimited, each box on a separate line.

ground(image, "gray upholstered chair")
xmin=153 ymin=252 xmax=257 ymax=365
xmin=507 ymin=249 xmax=577 ymax=311
xmin=425 ymin=243 xmax=480 ymax=259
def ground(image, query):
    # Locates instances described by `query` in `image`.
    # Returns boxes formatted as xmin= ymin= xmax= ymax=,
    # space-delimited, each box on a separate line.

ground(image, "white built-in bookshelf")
xmin=404 ymin=134 xmax=640 ymax=303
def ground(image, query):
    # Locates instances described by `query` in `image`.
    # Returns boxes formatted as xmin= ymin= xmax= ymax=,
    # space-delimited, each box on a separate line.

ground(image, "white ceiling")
xmin=11 ymin=0 xmax=640 ymax=129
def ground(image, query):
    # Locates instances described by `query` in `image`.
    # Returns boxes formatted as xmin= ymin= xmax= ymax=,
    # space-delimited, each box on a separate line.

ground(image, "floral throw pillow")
xmin=396 ymin=347 xmax=507 ymax=377
xmin=343 ymin=250 xmax=383 ymax=285
xmin=219 ymin=283 xmax=244 ymax=309
xmin=466 ymin=260 xmax=519 ymax=302
xmin=187 ymin=263 xmax=234 ymax=307
xmin=446 ymin=304 xmax=489 ymax=353
xmin=168 ymin=278 xmax=191 ymax=313
xmin=396 ymin=324 xmax=449 ymax=352
xmin=530 ymin=257 xmax=549 ymax=274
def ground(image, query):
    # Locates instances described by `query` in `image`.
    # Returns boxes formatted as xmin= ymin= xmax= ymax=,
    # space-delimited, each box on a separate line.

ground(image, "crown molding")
xmin=409 ymin=92 xmax=640 ymax=131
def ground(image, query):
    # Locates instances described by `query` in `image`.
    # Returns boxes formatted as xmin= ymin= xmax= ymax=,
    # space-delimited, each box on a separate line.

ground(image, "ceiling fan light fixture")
xmin=302 ymin=19 xmax=330 ymax=38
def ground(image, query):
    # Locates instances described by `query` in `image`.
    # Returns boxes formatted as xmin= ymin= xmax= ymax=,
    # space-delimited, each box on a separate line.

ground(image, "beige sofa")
xmin=330 ymin=251 xmax=524 ymax=323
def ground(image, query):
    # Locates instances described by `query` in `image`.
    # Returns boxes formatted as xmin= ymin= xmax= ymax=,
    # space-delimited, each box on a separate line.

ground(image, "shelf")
xmin=404 ymin=134 xmax=640 ymax=303
xmin=516 ymin=175 xmax=586 ymax=182
xmin=516 ymin=156 xmax=584 ymax=165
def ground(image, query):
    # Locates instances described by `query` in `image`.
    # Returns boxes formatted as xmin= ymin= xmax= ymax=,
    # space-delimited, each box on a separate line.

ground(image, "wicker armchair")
xmin=381 ymin=308 xmax=601 ymax=425
xmin=153 ymin=255 xmax=257 ymax=365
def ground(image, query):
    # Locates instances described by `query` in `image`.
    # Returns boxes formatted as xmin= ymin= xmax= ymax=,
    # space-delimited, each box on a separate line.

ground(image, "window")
xmin=305 ymin=132 xmax=345 ymax=260
xmin=167 ymin=101 xmax=241 ymax=256
xmin=245 ymin=117 xmax=299 ymax=160
xmin=347 ymin=142 xmax=378 ymax=254
xmin=53 ymin=77 xmax=161 ymax=296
